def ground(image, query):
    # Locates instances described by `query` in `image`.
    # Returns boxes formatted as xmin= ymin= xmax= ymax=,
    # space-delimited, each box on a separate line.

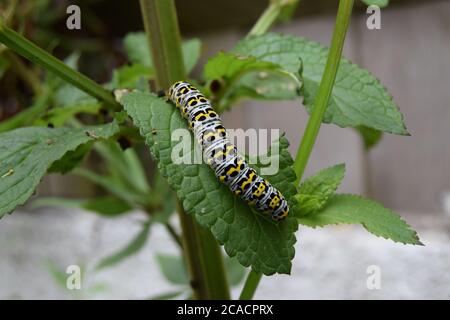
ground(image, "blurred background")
xmin=0 ymin=0 xmax=449 ymax=299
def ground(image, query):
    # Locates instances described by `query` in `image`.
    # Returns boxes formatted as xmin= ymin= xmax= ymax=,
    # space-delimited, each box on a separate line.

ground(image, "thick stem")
xmin=293 ymin=0 xmax=354 ymax=185
xmin=0 ymin=23 xmax=120 ymax=110
xmin=139 ymin=0 xmax=230 ymax=300
xmin=239 ymin=270 xmax=262 ymax=300
xmin=139 ymin=0 xmax=185 ymax=89
xmin=177 ymin=202 xmax=230 ymax=300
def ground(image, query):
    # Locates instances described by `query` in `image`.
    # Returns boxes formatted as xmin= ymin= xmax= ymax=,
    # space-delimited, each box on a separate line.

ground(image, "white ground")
xmin=0 ymin=207 xmax=448 ymax=299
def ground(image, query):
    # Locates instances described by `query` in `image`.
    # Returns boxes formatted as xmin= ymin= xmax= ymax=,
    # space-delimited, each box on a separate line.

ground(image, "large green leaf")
xmin=233 ymin=33 xmax=408 ymax=135
xmin=120 ymin=92 xmax=298 ymax=275
xmin=0 ymin=122 xmax=119 ymax=218
xmin=123 ymin=32 xmax=201 ymax=75
xmin=293 ymin=164 xmax=345 ymax=217
xmin=298 ymin=194 xmax=422 ymax=245
xmin=204 ymin=52 xmax=301 ymax=111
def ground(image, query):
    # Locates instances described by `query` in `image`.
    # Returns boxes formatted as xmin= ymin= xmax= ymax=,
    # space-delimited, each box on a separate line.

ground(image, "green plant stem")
xmin=139 ymin=0 xmax=185 ymax=89
xmin=248 ymin=2 xmax=283 ymax=37
xmin=139 ymin=0 xmax=230 ymax=300
xmin=293 ymin=0 xmax=354 ymax=185
xmin=239 ymin=270 xmax=262 ymax=300
xmin=0 ymin=23 xmax=120 ymax=110
xmin=247 ymin=0 xmax=300 ymax=37
xmin=165 ymin=223 xmax=183 ymax=249
xmin=176 ymin=202 xmax=230 ymax=299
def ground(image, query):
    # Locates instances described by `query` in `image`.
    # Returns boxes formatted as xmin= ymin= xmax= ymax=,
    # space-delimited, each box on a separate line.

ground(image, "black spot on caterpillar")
xmin=167 ymin=81 xmax=289 ymax=221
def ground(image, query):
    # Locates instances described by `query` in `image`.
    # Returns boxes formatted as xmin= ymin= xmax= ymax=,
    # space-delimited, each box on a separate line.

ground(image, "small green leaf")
xmin=361 ymin=0 xmax=389 ymax=8
xmin=96 ymin=221 xmax=151 ymax=270
xmin=182 ymin=38 xmax=202 ymax=74
xmin=33 ymin=196 xmax=133 ymax=217
xmin=155 ymin=254 xmax=189 ymax=285
xmin=45 ymin=260 xmax=69 ymax=289
xmin=298 ymin=194 xmax=422 ymax=245
xmin=34 ymin=103 xmax=102 ymax=128
xmin=32 ymin=197 xmax=85 ymax=210
xmin=0 ymin=122 xmax=119 ymax=218
xmin=96 ymin=141 xmax=151 ymax=195
xmin=120 ymin=92 xmax=298 ymax=275
xmin=53 ymin=83 xmax=97 ymax=107
xmin=82 ymin=196 xmax=133 ymax=216
xmin=204 ymin=52 xmax=280 ymax=80
xmin=73 ymin=167 xmax=148 ymax=206
xmin=355 ymin=126 xmax=383 ymax=151
xmin=204 ymin=52 xmax=301 ymax=111
xmin=233 ymin=33 xmax=408 ymax=135
xmin=293 ymin=164 xmax=345 ymax=217
xmin=123 ymin=32 xmax=201 ymax=74
xmin=111 ymin=63 xmax=153 ymax=89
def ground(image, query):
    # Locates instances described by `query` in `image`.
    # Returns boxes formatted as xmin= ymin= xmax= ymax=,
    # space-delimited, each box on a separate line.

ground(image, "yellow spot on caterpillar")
xmin=226 ymin=159 xmax=244 ymax=176
xmin=240 ymin=171 xmax=256 ymax=191
xmin=269 ymin=196 xmax=280 ymax=209
xmin=253 ymin=183 xmax=266 ymax=197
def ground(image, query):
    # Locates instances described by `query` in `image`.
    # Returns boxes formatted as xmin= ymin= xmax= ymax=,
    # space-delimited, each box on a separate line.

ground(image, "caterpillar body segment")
xmin=167 ymin=81 xmax=289 ymax=221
